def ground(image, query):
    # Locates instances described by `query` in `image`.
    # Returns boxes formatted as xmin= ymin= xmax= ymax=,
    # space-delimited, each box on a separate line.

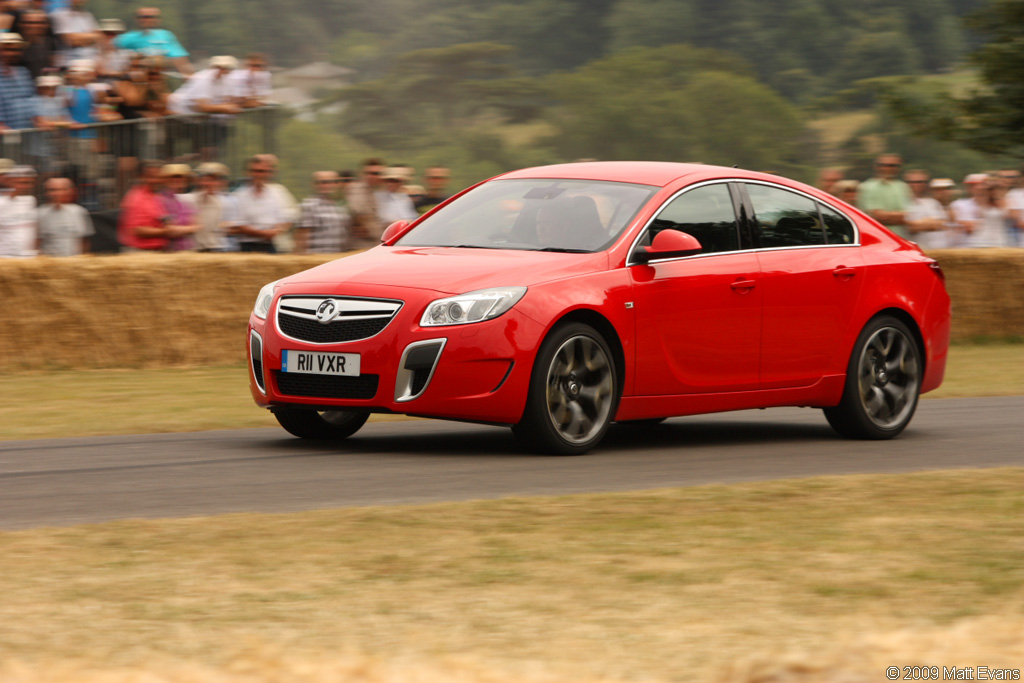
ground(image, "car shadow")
xmin=250 ymin=414 xmax=846 ymax=459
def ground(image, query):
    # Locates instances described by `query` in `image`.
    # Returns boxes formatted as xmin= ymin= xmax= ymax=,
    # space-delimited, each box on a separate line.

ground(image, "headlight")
xmin=420 ymin=287 xmax=527 ymax=327
xmin=253 ymin=280 xmax=279 ymax=320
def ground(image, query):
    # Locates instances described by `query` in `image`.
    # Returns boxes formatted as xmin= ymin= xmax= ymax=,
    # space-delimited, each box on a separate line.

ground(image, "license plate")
xmin=281 ymin=350 xmax=360 ymax=376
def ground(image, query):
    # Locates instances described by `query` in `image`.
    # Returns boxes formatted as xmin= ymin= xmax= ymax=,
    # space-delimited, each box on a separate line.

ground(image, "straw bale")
xmin=925 ymin=248 xmax=1024 ymax=341
xmin=0 ymin=250 xmax=1021 ymax=371
xmin=0 ymin=254 xmax=338 ymax=371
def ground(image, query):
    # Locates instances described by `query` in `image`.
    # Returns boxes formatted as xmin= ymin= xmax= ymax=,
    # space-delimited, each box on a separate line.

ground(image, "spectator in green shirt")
xmin=858 ymin=153 xmax=913 ymax=238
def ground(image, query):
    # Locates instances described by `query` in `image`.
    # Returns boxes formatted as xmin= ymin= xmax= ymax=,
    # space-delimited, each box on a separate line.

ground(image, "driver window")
xmin=648 ymin=184 xmax=740 ymax=254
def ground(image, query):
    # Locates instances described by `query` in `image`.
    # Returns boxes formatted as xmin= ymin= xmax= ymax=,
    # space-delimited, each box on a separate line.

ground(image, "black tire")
xmin=824 ymin=315 xmax=922 ymax=440
xmin=513 ymin=322 xmax=620 ymax=455
xmin=273 ymin=408 xmax=370 ymax=440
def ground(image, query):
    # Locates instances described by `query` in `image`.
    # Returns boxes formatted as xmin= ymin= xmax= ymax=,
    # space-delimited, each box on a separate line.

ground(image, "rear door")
xmin=741 ymin=182 xmax=865 ymax=389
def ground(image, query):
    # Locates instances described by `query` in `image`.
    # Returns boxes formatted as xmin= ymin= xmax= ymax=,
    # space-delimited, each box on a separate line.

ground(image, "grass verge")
xmin=1 ymin=343 xmax=1022 ymax=441
xmin=1 ymin=469 xmax=1022 ymax=682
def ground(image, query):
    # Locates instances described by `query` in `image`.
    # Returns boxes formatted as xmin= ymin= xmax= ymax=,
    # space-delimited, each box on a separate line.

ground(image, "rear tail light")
xmin=928 ymin=261 xmax=945 ymax=282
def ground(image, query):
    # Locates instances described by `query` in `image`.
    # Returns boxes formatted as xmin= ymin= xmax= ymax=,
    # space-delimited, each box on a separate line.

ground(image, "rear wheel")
xmin=273 ymin=408 xmax=370 ymax=440
xmin=513 ymin=322 xmax=619 ymax=455
xmin=824 ymin=315 xmax=921 ymax=439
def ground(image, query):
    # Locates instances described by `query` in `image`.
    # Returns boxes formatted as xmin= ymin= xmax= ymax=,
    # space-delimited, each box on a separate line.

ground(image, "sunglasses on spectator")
xmin=365 ymin=171 xmax=381 ymax=176
xmin=315 ymin=179 xmax=338 ymax=184
xmin=137 ymin=13 xmax=159 ymax=18
xmin=906 ymin=179 xmax=928 ymax=184
xmin=877 ymin=163 xmax=901 ymax=167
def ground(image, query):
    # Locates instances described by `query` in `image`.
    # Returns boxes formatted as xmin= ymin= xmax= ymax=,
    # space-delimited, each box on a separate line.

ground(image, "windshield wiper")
xmin=530 ymin=247 xmax=591 ymax=253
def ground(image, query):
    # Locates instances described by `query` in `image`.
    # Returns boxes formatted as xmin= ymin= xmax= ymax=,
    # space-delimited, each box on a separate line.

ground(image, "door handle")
xmin=833 ymin=267 xmax=857 ymax=279
xmin=730 ymin=279 xmax=757 ymax=291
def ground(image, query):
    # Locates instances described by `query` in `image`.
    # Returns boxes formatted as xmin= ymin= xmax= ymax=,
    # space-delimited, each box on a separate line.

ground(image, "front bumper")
xmin=248 ymin=287 xmax=545 ymax=425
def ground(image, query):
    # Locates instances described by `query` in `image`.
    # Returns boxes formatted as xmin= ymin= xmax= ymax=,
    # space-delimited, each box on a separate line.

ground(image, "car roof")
xmin=499 ymin=161 xmax=787 ymax=188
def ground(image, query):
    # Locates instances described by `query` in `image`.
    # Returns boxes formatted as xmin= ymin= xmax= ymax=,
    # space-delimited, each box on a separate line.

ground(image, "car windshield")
xmin=396 ymin=178 xmax=657 ymax=253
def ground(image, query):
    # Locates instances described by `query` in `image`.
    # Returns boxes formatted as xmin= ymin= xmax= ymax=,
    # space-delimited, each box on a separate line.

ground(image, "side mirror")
xmin=381 ymin=220 xmax=415 ymax=246
xmin=633 ymin=230 xmax=703 ymax=263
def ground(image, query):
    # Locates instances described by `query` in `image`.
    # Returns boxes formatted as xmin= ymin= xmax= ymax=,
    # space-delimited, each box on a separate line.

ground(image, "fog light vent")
xmin=250 ymin=330 xmax=266 ymax=394
xmin=395 ymin=339 xmax=446 ymax=402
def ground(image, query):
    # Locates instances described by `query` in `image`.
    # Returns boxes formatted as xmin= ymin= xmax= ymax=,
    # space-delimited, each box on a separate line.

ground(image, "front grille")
xmin=279 ymin=315 xmax=391 ymax=344
xmin=277 ymin=296 xmax=403 ymax=344
xmin=273 ymin=371 xmax=379 ymax=400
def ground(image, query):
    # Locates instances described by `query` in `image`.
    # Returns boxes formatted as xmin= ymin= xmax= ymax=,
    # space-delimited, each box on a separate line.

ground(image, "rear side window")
xmin=649 ymin=183 xmax=740 ymax=254
xmin=747 ymin=184 xmax=826 ymax=248
xmin=821 ymin=204 xmax=856 ymax=244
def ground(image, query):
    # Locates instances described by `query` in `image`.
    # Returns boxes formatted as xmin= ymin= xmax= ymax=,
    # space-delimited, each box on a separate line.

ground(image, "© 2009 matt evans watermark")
xmin=886 ymin=667 xmax=1021 ymax=680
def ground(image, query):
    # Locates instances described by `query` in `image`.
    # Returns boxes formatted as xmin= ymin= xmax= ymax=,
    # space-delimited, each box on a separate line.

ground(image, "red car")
xmin=248 ymin=162 xmax=950 ymax=454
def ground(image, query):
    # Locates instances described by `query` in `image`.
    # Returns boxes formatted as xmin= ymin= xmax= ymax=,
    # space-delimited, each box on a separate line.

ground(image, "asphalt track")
xmin=1 ymin=396 xmax=1022 ymax=530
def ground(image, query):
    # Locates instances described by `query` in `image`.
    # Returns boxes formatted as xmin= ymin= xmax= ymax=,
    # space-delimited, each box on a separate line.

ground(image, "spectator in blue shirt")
xmin=113 ymin=7 xmax=191 ymax=76
xmin=0 ymin=34 xmax=41 ymax=136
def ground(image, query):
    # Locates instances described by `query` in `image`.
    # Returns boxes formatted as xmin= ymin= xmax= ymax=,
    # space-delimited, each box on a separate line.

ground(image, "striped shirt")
xmin=298 ymin=196 xmax=351 ymax=253
xmin=0 ymin=66 xmax=39 ymax=130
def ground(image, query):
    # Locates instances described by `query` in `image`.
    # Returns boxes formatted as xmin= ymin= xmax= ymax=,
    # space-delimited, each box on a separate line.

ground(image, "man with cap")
xmin=38 ymin=176 xmax=94 ymax=256
xmin=950 ymin=173 xmax=990 ymax=246
xmin=904 ymin=170 xmax=954 ymax=250
xmin=0 ymin=165 xmax=39 ymax=257
xmin=114 ymin=7 xmax=191 ymax=77
xmin=168 ymin=55 xmax=240 ymax=116
xmin=375 ymin=167 xmax=418 ymax=225
xmin=50 ymin=0 xmax=99 ymax=64
xmin=0 ymin=34 xmax=41 ymax=136
xmin=858 ymin=153 xmax=913 ymax=238
xmin=184 ymin=162 xmax=237 ymax=252
xmin=296 ymin=171 xmax=351 ymax=254
xmin=95 ymin=18 xmax=129 ymax=82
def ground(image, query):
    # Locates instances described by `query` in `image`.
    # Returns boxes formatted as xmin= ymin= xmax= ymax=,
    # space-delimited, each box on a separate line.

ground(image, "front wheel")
xmin=273 ymin=408 xmax=370 ymax=440
xmin=824 ymin=316 xmax=922 ymax=439
xmin=513 ymin=322 xmax=619 ymax=455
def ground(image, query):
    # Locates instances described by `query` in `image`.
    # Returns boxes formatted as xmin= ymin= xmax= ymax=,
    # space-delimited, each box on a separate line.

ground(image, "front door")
xmin=630 ymin=182 xmax=761 ymax=395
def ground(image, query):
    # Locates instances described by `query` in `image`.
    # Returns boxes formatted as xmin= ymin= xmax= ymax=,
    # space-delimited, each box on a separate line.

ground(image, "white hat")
xmin=963 ymin=173 xmax=989 ymax=185
xmin=0 ymin=33 xmax=26 ymax=48
xmin=930 ymin=178 xmax=955 ymax=189
xmin=36 ymin=75 xmax=63 ymax=88
xmin=209 ymin=55 xmax=238 ymax=70
xmin=67 ymin=59 xmax=96 ymax=74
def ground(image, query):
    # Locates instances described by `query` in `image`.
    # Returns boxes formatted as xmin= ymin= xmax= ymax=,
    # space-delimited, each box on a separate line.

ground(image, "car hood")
xmin=282 ymin=246 xmax=610 ymax=295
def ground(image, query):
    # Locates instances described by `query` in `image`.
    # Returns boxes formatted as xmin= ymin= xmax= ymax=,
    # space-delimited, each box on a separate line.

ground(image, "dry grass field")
xmin=1 ymin=469 xmax=1022 ymax=682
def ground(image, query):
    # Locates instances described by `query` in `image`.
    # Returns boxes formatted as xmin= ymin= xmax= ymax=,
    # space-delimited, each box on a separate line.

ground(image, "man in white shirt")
xmin=1001 ymin=167 xmax=1024 ymax=246
xmin=231 ymin=155 xmax=289 ymax=253
xmin=950 ymin=173 xmax=989 ymax=246
xmin=375 ymin=167 xmax=418 ymax=226
xmin=37 ymin=176 xmax=94 ymax=256
xmin=0 ymin=166 xmax=39 ymax=257
xmin=904 ymin=170 xmax=954 ymax=250
xmin=50 ymin=0 xmax=100 ymax=64
xmin=167 ymin=55 xmax=241 ymax=116
xmin=228 ymin=53 xmax=272 ymax=108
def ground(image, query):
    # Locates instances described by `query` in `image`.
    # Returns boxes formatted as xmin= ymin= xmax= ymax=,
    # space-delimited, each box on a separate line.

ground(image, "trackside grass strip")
xmin=1 ymin=343 xmax=1023 ymax=440
xmin=1 ymin=469 xmax=1022 ymax=682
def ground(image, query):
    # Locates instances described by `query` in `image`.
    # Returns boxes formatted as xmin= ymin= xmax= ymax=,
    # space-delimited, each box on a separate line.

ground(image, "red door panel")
xmin=631 ymin=253 xmax=761 ymax=395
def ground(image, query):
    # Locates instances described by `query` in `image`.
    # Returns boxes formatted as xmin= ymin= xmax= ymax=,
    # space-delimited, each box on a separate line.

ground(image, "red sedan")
xmin=248 ymin=162 xmax=950 ymax=454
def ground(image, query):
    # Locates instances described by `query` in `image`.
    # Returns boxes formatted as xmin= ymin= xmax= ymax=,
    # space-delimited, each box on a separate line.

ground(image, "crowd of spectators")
xmin=817 ymin=154 xmax=1024 ymax=249
xmin=0 ymin=153 xmax=452 ymax=257
xmin=0 ymin=0 xmax=273 ymax=204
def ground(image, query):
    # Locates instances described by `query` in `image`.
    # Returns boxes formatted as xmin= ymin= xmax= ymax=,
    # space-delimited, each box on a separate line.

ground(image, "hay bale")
xmin=926 ymin=249 xmax=1024 ymax=341
xmin=0 ymin=250 xmax=1021 ymax=371
xmin=0 ymin=253 xmax=338 ymax=371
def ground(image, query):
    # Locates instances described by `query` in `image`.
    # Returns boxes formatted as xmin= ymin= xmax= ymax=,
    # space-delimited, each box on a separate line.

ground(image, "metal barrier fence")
xmin=0 ymin=106 xmax=280 ymax=211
